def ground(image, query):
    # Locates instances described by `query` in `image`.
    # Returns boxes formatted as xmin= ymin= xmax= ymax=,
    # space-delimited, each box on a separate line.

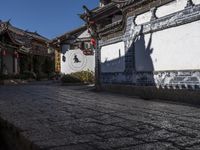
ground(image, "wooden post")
xmin=13 ymin=50 xmax=15 ymax=74
xmin=29 ymin=54 xmax=34 ymax=72
xmin=13 ymin=54 xmax=18 ymax=74
xmin=0 ymin=48 xmax=3 ymax=74
xmin=0 ymin=37 xmax=5 ymax=74
xmin=95 ymin=41 xmax=101 ymax=91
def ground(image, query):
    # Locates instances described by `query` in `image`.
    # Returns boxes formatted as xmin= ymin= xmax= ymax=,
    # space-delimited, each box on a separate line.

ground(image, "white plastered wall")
xmin=60 ymin=45 xmax=95 ymax=74
xmin=156 ymin=0 xmax=186 ymax=18
xmin=193 ymin=0 xmax=200 ymax=5
xmin=78 ymin=29 xmax=90 ymax=39
xmin=101 ymin=41 xmax=125 ymax=73
xmin=136 ymin=11 xmax=151 ymax=25
xmin=156 ymin=0 xmax=200 ymax=18
xmin=136 ymin=0 xmax=200 ymax=23
xmin=135 ymin=20 xmax=200 ymax=71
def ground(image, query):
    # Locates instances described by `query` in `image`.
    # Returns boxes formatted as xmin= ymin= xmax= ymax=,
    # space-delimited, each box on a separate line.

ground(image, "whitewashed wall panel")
xmin=193 ymin=0 xmax=200 ymax=5
xmin=135 ymin=20 xmax=200 ymax=71
xmin=101 ymin=41 xmax=125 ymax=73
xmin=156 ymin=0 xmax=186 ymax=18
xmin=78 ymin=30 xmax=90 ymax=38
xmin=135 ymin=11 xmax=151 ymax=25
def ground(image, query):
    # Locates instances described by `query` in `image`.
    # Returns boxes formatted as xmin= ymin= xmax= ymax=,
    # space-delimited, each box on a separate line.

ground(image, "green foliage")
xmin=70 ymin=70 xmax=94 ymax=83
xmin=61 ymin=70 xmax=94 ymax=84
xmin=61 ymin=74 xmax=82 ymax=83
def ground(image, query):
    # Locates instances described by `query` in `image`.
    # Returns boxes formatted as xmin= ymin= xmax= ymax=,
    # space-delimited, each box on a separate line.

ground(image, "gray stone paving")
xmin=0 ymin=85 xmax=200 ymax=150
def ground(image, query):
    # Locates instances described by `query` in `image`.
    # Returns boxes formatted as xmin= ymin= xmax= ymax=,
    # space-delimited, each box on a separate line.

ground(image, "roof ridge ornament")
xmin=7 ymin=19 xmax=11 ymax=24
xmin=83 ymin=5 xmax=91 ymax=16
xmin=185 ymin=0 xmax=194 ymax=8
xmin=0 ymin=22 xmax=8 ymax=31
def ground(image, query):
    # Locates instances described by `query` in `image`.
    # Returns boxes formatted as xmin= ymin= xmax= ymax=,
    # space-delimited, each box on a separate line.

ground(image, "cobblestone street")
xmin=0 ymin=84 xmax=200 ymax=150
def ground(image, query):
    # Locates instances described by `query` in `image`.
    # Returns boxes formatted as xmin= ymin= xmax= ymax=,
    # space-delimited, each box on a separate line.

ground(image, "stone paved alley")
xmin=0 ymin=84 xmax=200 ymax=150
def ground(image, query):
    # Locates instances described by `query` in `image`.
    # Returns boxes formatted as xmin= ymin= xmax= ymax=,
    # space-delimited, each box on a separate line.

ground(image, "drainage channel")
xmin=0 ymin=117 xmax=40 ymax=150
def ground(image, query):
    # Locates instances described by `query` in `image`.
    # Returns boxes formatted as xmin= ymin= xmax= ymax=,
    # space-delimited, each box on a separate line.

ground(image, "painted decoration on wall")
xmin=69 ymin=51 xmax=87 ymax=71
xmin=55 ymin=49 xmax=61 ymax=73
xmin=154 ymin=71 xmax=200 ymax=89
xmin=60 ymin=49 xmax=95 ymax=74
xmin=99 ymin=1 xmax=200 ymax=90
xmin=83 ymin=49 xmax=94 ymax=55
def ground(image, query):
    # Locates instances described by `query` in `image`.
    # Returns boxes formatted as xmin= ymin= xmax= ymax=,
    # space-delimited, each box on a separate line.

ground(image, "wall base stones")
xmin=101 ymin=84 xmax=200 ymax=105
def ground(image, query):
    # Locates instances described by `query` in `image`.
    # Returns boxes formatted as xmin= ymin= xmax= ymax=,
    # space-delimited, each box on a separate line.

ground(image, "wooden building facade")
xmin=0 ymin=21 xmax=54 ymax=76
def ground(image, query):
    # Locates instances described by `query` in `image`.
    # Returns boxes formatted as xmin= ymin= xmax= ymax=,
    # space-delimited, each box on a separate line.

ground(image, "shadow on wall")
xmin=101 ymin=55 xmax=125 ymax=73
xmin=101 ymin=24 xmax=200 ymax=89
xmin=134 ymin=26 xmax=155 ymax=86
xmin=101 ymin=25 xmax=156 ymax=85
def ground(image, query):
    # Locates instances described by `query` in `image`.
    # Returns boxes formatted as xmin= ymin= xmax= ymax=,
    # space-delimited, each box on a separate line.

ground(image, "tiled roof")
xmin=0 ymin=21 xmax=50 ymax=55
xmin=51 ymin=25 xmax=87 ymax=44
xmin=9 ymin=25 xmax=50 ymax=42
xmin=80 ymin=0 xmax=137 ymax=21
xmin=0 ymin=21 xmax=50 ymax=42
xmin=25 ymin=30 xmax=50 ymax=42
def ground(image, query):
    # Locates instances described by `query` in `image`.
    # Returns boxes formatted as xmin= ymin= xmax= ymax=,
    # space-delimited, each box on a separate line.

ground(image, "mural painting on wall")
xmin=68 ymin=51 xmax=87 ymax=71
xmin=154 ymin=71 xmax=200 ymax=89
xmin=60 ymin=42 xmax=95 ymax=74
xmin=73 ymin=54 xmax=81 ymax=63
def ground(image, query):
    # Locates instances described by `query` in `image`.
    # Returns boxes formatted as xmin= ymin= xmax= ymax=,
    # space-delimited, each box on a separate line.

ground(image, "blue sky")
xmin=0 ymin=0 xmax=99 ymax=39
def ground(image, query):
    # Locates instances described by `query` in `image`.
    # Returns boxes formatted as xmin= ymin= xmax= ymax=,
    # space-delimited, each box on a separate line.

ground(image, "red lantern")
xmin=90 ymin=38 xmax=96 ymax=48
